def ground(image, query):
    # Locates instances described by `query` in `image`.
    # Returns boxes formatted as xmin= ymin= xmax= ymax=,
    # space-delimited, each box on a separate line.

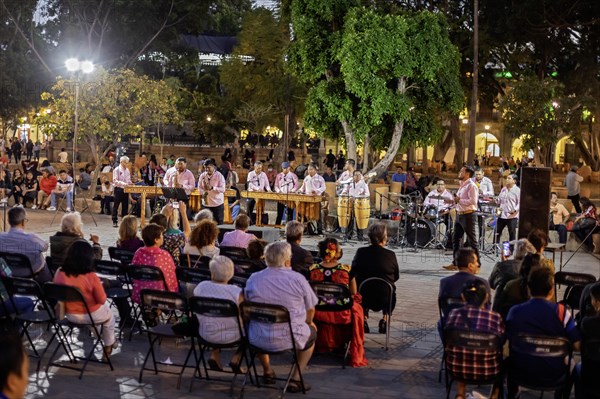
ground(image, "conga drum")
xmin=189 ymin=189 xmax=201 ymax=212
xmin=337 ymin=196 xmax=351 ymax=229
xmin=390 ymin=181 xmax=402 ymax=195
xmin=355 ymin=196 xmax=371 ymax=230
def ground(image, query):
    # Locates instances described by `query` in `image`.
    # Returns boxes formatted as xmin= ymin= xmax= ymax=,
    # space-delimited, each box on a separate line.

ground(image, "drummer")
xmin=473 ymin=166 xmax=494 ymax=239
xmin=341 ymin=170 xmax=370 ymax=241
xmin=298 ymin=163 xmax=326 ymax=234
xmin=197 ymin=159 xmax=226 ymax=224
xmin=423 ymin=179 xmax=454 ymax=246
xmin=336 ymin=159 xmax=356 ymax=194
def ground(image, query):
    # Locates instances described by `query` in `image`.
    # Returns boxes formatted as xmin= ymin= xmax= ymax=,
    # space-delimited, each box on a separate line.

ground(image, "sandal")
xmin=287 ymin=380 xmax=311 ymax=394
xmin=262 ymin=371 xmax=276 ymax=385
xmin=229 ymin=361 xmax=245 ymax=374
xmin=208 ymin=358 xmax=223 ymax=372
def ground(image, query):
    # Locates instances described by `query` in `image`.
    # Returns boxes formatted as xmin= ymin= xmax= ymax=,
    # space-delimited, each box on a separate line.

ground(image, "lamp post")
xmin=65 ymin=58 xmax=94 ymax=168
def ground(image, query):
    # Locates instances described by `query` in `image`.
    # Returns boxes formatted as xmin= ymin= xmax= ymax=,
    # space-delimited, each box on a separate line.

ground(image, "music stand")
xmin=161 ymin=187 xmax=188 ymax=202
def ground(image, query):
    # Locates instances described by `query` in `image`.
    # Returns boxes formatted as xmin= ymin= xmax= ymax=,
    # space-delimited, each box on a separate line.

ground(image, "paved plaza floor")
xmin=7 ymin=208 xmax=599 ymax=399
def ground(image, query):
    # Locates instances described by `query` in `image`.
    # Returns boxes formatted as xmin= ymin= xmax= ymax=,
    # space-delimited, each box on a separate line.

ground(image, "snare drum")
xmin=354 ymin=196 xmax=371 ymax=230
xmin=390 ymin=208 xmax=404 ymax=221
xmin=337 ymin=197 xmax=351 ymax=229
xmin=424 ymin=206 xmax=439 ymax=219
xmin=406 ymin=202 xmax=423 ymax=219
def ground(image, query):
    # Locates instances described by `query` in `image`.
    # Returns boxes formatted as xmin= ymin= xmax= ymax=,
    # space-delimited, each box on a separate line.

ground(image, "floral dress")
xmin=309 ymin=263 xmax=368 ymax=367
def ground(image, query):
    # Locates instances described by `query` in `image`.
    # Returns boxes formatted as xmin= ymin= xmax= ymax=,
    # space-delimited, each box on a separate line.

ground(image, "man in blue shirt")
xmin=506 ymin=267 xmax=581 ymax=398
xmin=391 ymin=166 xmax=406 ymax=184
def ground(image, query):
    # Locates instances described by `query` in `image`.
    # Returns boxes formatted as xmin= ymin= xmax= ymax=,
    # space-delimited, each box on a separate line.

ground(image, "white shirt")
xmin=498 ymin=185 xmax=520 ymax=219
xmin=423 ymin=189 xmax=453 ymax=212
xmin=298 ymin=173 xmax=326 ymax=195
xmin=164 ymin=167 xmax=196 ymax=195
xmin=342 ymin=180 xmax=369 ymax=197
xmin=101 ymin=182 xmax=114 ymax=196
xmin=456 ymin=179 xmax=479 ymax=213
xmin=112 ymin=165 xmax=132 ymax=188
xmin=197 ymin=171 xmax=226 ymax=206
xmin=473 ymin=176 xmax=494 ymax=196
xmin=274 ymin=172 xmax=299 ymax=194
xmin=193 ymin=281 xmax=242 ymax=344
xmin=247 ymin=171 xmax=271 ymax=192
xmin=58 ymin=151 xmax=69 ymax=163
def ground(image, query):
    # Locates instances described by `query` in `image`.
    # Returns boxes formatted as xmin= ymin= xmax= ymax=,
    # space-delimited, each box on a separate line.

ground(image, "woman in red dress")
xmin=308 ymin=238 xmax=368 ymax=367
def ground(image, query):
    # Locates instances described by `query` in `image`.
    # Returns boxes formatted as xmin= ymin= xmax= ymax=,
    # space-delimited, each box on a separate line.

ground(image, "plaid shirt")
xmin=445 ymin=306 xmax=505 ymax=381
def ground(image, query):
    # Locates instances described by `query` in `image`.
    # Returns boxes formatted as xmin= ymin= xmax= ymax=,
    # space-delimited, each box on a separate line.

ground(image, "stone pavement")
xmin=7 ymin=208 xmax=599 ymax=399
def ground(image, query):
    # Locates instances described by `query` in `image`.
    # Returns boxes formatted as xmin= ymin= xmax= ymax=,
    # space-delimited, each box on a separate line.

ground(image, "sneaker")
xmin=47 ymin=206 xmax=57 ymax=211
xmin=443 ymin=264 xmax=458 ymax=271
xmin=113 ymin=221 xmax=118 ymax=228
xmin=31 ymin=205 xmax=37 ymax=209
xmin=378 ymin=319 xmax=387 ymax=334
xmin=66 ymin=208 xmax=71 ymax=212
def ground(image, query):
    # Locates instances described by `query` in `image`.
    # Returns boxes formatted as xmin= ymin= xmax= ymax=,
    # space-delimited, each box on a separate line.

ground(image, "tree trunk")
xmin=366 ymin=121 xmax=404 ymax=180
xmin=432 ymin=125 xmax=455 ymax=162
xmin=85 ymin=135 xmax=113 ymax=195
xmin=453 ymin=123 xmax=464 ymax=170
xmin=341 ymin=121 xmax=357 ymax=162
xmin=273 ymin=111 xmax=295 ymax=166
xmin=362 ymin=133 xmax=370 ymax=173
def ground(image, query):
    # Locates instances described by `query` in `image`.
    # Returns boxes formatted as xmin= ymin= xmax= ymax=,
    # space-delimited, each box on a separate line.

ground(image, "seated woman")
xmin=130 ymin=223 xmax=178 ymax=305
xmin=53 ymin=241 xmax=117 ymax=359
xmin=308 ymin=237 xmax=368 ymax=367
xmin=571 ymin=197 xmax=599 ymax=252
xmin=149 ymin=201 xmax=190 ymax=265
xmin=444 ymin=280 xmax=505 ymax=399
xmin=21 ymin=170 xmax=38 ymax=208
xmin=246 ymin=239 xmax=268 ymax=273
xmin=350 ymin=223 xmax=399 ymax=334
xmin=11 ymin=169 xmax=24 ymax=206
xmin=192 ymin=255 xmax=244 ymax=373
xmin=492 ymin=253 xmax=541 ymax=320
xmin=526 ymin=229 xmax=555 ymax=272
xmin=184 ymin=220 xmax=220 ymax=262
xmin=50 ymin=212 xmax=102 ymax=268
xmin=116 ymin=215 xmax=144 ymax=253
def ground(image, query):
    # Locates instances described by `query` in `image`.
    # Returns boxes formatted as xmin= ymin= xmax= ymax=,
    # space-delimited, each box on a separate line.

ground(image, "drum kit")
xmin=477 ymin=196 xmax=502 ymax=256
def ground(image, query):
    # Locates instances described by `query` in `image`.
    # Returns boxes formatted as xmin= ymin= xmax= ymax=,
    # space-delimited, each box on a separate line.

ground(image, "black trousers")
xmin=452 ymin=212 xmax=480 ymax=265
xmin=568 ymin=194 xmax=582 ymax=213
xmin=112 ymin=187 xmax=129 ymax=223
xmin=276 ymin=202 xmax=294 ymax=225
xmin=495 ymin=217 xmax=518 ymax=244
xmin=205 ymin=203 xmax=224 ymax=225
xmin=247 ymin=199 xmax=256 ymax=224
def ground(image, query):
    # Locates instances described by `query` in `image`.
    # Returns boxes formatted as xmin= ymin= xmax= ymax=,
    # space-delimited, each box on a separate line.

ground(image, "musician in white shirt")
xmin=112 ymin=156 xmax=132 ymax=228
xmin=274 ymin=161 xmax=299 ymax=225
xmin=423 ymin=179 xmax=454 ymax=246
xmin=298 ymin=164 xmax=326 ymax=234
xmin=246 ymin=161 xmax=271 ymax=224
xmin=473 ymin=167 xmax=494 ymax=197
xmin=341 ymin=171 xmax=370 ymax=240
xmin=336 ymin=159 xmax=356 ymax=195
xmin=197 ymin=159 xmax=226 ymax=224
xmin=495 ymin=174 xmax=520 ymax=245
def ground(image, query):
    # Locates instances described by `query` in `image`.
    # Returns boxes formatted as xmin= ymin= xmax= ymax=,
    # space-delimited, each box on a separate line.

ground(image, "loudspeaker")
xmin=518 ymin=167 xmax=552 ymax=239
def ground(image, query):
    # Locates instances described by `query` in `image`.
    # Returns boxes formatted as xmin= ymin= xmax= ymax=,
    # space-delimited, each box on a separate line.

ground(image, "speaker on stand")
xmin=518 ymin=167 xmax=552 ymax=239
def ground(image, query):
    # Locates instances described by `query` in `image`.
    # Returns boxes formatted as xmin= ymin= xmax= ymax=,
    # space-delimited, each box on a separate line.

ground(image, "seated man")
xmin=506 ymin=267 xmax=581 ymax=399
xmin=220 ymin=214 xmax=256 ymax=249
xmin=77 ymin=165 xmax=92 ymax=191
xmin=0 ymin=207 xmax=52 ymax=283
xmin=244 ymin=241 xmax=318 ymax=393
xmin=47 ymin=170 xmax=73 ymax=212
xmin=488 ymin=238 xmax=535 ymax=305
xmin=549 ymin=192 xmax=570 ymax=244
xmin=285 ymin=220 xmax=314 ymax=277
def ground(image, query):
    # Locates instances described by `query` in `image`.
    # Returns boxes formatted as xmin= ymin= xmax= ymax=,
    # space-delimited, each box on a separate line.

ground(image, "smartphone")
xmin=172 ymin=201 xmax=180 ymax=209
xmin=502 ymin=241 xmax=511 ymax=257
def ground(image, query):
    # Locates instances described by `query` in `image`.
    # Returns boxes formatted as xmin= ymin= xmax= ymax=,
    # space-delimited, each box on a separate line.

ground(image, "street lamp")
xmin=65 ymin=58 xmax=94 ymax=166
xmin=484 ymin=125 xmax=490 ymax=159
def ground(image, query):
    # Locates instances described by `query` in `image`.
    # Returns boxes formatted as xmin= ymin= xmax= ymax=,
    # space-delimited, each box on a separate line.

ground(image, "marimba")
xmin=124 ymin=185 xmax=237 ymax=226
xmin=241 ymin=191 xmax=323 ymax=227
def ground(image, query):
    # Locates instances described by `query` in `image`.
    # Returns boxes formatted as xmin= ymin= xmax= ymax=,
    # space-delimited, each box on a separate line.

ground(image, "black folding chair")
xmin=43 ymin=282 xmax=115 ymax=379
xmin=94 ymin=259 xmax=133 ymax=339
xmin=443 ymin=328 xmax=504 ymax=399
xmin=508 ymin=333 xmax=573 ymax=398
xmin=437 ymin=296 xmax=466 ymax=383
xmin=358 ymin=277 xmax=395 ymax=350
xmin=310 ymin=282 xmax=353 ymax=368
xmin=138 ymin=289 xmax=199 ymax=390
xmin=0 ymin=252 xmax=37 ymax=279
xmin=219 ymin=246 xmax=250 ymax=260
xmin=240 ymin=301 xmax=308 ymax=397
xmin=108 ymin=246 xmax=134 ymax=266
xmin=1 ymin=276 xmax=59 ymax=372
xmin=188 ymin=296 xmax=249 ymax=392
xmin=127 ymin=264 xmax=168 ymax=340
xmin=45 ymin=256 xmax=60 ymax=277
xmin=176 ymin=266 xmax=211 ymax=286
xmin=181 ymin=254 xmax=211 ymax=269
xmin=554 ymin=271 xmax=597 ymax=312
xmin=580 ymin=337 xmax=600 ymax=398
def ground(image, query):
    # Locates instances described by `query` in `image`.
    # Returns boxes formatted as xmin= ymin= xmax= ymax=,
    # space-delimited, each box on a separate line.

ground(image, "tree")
xmin=37 ymin=68 xmax=181 ymax=190
xmin=290 ymin=3 xmax=463 ymax=176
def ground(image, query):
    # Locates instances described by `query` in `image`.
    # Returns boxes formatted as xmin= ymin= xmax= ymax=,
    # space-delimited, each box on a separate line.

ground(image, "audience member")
xmin=150 ymin=201 xmax=190 ymax=265
xmin=351 ymin=223 xmax=400 ymax=333
xmin=244 ymin=241 xmax=318 ymax=393
xmin=192 ymin=256 xmax=244 ymax=373
xmin=185 ymin=220 xmax=220 ymax=260
xmin=549 ymin=192 xmax=570 ymax=244
xmin=246 ymin=239 xmax=268 ymax=273
xmin=116 ymin=215 xmax=144 ymax=253
xmin=220 ymin=214 xmax=256 ymax=248
xmin=35 ymin=169 xmax=57 ymax=210
xmin=488 ymin=238 xmax=536 ymax=305
xmin=21 ymin=171 xmax=38 ymax=208
xmin=439 ymin=248 xmax=491 ymax=310
xmin=526 ymin=229 xmax=555 ymax=272
xmin=50 ymin=212 xmax=102 ymax=267
xmin=10 ymin=169 xmax=23 ymax=206
xmin=47 ymin=170 xmax=74 ymax=212
xmin=309 ymin=237 xmax=368 ymax=367
xmin=571 ymin=197 xmax=599 ymax=252
xmin=506 ymin=267 xmax=581 ymax=399
xmin=493 ymin=253 xmax=541 ymax=319
xmin=193 ymin=209 xmax=213 ymax=223
xmin=0 ymin=207 xmax=52 ymax=283
xmin=285 ymin=220 xmax=313 ymax=276
xmin=100 ymin=176 xmax=114 ymax=215
xmin=78 ymin=166 xmax=92 ymax=190
xmin=574 ymin=282 xmax=600 ymax=398
xmin=130 ymin=223 xmax=178 ymax=305
xmin=444 ymin=280 xmax=505 ymax=399
xmin=0 ymin=329 xmax=29 ymax=399
xmin=53 ymin=241 xmax=118 ymax=359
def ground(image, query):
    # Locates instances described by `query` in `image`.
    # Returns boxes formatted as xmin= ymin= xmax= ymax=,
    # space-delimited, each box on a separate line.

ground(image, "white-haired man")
xmin=244 ymin=241 xmax=318 ymax=393
xmin=246 ymin=161 xmax=271 ymax=224
xmin=112 ymin=156 xmax=132 ymax=228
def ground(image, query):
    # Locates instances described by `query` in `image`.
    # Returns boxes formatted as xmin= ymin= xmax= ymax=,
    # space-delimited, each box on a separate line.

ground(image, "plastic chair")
xmin=443 ymin=328 xmax=504 ymax=399
xmin=310 ymin=282 xmax=353 ymax=367
xmin=240 ymin=301 xmax=309 ymax=397
xmin=188 ymin=296 xmax=249 ymax=391
xmin=138 ymin=289 xmax=199 ymax=390
xmin=43 ymin=282 xmax=115 ymax=379
xmin=358 ymin=277 xmax=395 ymax=350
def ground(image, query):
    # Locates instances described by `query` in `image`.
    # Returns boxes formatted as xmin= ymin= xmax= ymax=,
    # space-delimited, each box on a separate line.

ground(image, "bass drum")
xmin=406 ymin=218 xmax=436 ymax=248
